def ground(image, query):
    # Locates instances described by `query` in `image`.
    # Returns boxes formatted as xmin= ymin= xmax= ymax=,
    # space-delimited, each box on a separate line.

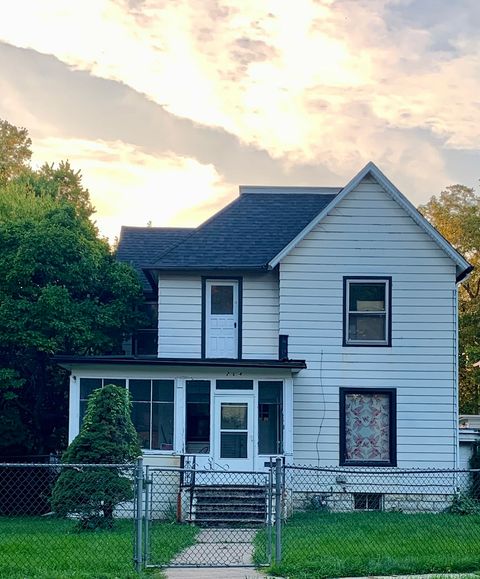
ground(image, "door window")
xmin=220 ymin=402 xmax=248 ymax=458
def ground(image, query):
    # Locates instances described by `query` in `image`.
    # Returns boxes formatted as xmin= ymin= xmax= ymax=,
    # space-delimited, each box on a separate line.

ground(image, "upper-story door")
xmin=205 ymin=280 xmax=239 ymax=358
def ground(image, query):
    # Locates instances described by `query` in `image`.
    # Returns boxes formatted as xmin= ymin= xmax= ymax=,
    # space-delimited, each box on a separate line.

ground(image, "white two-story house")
xmin=57 ymin=162 xmax=472 ymax=472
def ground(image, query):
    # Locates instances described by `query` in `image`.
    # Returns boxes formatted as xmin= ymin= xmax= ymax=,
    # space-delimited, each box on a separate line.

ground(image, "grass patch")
xmin=258 ymin=511 xmax=480 ymax=579
xmin=0 ymin=516 xmax=197 ymax=578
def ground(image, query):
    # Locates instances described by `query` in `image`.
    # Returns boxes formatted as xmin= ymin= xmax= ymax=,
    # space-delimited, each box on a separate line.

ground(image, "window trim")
xmin=201 ymin=276 xmax=243 ymax=359
xmin=343 ymin=276 xmax=392 ymax=347
xmin=339 ymin=387 xmax=397 ymax=467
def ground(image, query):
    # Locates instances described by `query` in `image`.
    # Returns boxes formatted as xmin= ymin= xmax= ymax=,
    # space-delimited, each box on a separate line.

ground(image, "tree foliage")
xmin=0 ymin=119 xmax=144 ymax=455
xmin=51 ymin=385 xmax=141 ymax=528
xmin=0 ymin=119 xmax=32 ymax=185
xmin=419 ymin=185 xmax=480 ymax=413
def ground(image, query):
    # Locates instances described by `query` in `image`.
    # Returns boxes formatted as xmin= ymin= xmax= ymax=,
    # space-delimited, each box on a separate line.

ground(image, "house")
xmin=56 ymin=162 xmax=472 ymax=473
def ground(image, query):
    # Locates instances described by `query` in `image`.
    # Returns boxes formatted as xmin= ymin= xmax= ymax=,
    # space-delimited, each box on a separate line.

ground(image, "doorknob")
xmin=234 ymin=322 xmax=237 ymax=328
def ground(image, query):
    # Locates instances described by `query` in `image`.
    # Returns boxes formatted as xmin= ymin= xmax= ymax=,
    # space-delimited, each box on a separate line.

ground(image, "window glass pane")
xmin=221 ymin=403 xmax=247 ymax=430
xmin=216 ymin=380 xmax=253 ymax=390
xmin=152 ymin=403 xmax=174 ymax=450
xmin=345 ymin=392 xmax=390 ymax=462
xmin=348 ymin=313 xmax=386 ymax=342
xmin=259 ymin=381 xmax=283 ymax=404
xmin=140 ymin=302 xmax=158 ymax=329
xmin=80 ymin=378 xmax=102 ymax=400
xmin=152 ymin=380 xmax=174 ymax=402
xmin=186 ymin=380 xmax=210 ymax=453
xmin=221 ymin=432 xmax=247 ymax=458
xmin=102 ymin=379 xmax=126 ymax=388
xmin=258 ymin=381 xmax=283 ymax=454
xmin=211 ymin=285 xmax=233 ymax=314
xmin=129 ymin=379 xmax=151 ymax=402
xmin=131 ymin=403 xmax=150 ymax=449
xmin=79 ymin=401 xmax=87 ymax=426
xmin=135 ymin=330 xmax=158 ymax=355
xmin=349 ymin=283 xmax=386 ymax=312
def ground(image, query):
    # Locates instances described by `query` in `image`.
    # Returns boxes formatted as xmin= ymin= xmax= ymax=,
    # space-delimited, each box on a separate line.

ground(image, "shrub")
xmin=51 ymin=384 xmax=141 ymax=529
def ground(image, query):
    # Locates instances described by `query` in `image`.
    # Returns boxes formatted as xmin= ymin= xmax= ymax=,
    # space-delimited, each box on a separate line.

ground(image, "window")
xmin=78 ymin=378 xmax=173 ymax=452
xmin=186 ymin=380 xmax=211 ymax=454
xmin=258 ymin=381 xmax=283 ymax=455
xmin=354 ymin=493 xmax=383 ymax=511
xmin=343 ymin=277 xmax=391 ymax=346
xmin=340 ymin=388 xmax=396 ymax=466
xmin=130 ymin=379 xmax=174 ymax=451
xmin=216 ymin=380 xmax=253 ymax=390
xmin=134 ymin=301 xmax=158 ymax=355
xmin=79 ymin=378 xmax=126 ymax=424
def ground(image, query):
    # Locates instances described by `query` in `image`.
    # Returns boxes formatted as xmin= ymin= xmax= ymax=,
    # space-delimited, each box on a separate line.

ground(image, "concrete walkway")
xmin=165 ymin=527 xmax=270 ymax=578
xmin=165 ymin=568 xmax=267 ymax=578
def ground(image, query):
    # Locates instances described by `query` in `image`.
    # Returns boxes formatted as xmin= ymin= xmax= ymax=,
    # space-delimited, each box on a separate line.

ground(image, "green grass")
xmin=0 ymin=517 xmax=197 ymax=579
xmin=257 ymin=511 xmax=480 ymax=579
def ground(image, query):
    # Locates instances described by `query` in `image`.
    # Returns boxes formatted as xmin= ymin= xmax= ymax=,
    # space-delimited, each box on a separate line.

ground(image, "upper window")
xmin=343 ymin=277 xmax=391 ymax=346
xmin=340 ymin=388 xmax=396 ymax=466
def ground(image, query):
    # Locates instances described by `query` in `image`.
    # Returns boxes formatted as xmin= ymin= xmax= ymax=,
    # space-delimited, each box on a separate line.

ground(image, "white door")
xmin=206 ymin=280 xmax=239 ymax=358
xmin=214 ymin=395 xmax=254 ymax=471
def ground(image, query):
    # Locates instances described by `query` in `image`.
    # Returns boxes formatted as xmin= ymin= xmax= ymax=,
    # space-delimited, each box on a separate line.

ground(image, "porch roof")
xmin=54 ymin=355 xmax=306 ymax=371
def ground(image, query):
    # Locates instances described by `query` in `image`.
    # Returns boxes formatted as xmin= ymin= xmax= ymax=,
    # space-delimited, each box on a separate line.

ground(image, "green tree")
xmin=0 ymin=121 xmax=145 ymax=455
xmin=51 ymin=384 xmax=141 ymax=528
xmin=419 ymin=185 xmax=480 ymax=412
xmin=0 ymin=119 xmax=32 ymax=184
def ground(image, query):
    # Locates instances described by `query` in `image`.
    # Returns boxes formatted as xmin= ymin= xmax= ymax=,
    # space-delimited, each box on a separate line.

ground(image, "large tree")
xmin=419 ymin=185 xmax=480 ymax=413
xmin=0 ymin=120 xmax=144 ymax=455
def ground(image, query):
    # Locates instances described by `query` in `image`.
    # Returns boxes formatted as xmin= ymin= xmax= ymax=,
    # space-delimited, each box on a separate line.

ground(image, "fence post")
xmin=135 ymin=456 xmax=144 ymax=573
xmin=144 ymin=465 xmax=151 ymax=566
xmin=275 ymin=457 xmax=282 ymax=564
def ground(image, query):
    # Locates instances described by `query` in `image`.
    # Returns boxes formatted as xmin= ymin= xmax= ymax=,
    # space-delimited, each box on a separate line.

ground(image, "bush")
xmin=51 ymin=384 xmax=141 ymax=529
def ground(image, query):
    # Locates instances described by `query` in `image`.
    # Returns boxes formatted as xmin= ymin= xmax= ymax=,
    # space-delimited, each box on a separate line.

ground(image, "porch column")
xmin=174 ymin=378 xmax=186 ymax=454
xmin=69 ymin=374 xmax=80 ymax=443
xmin=284 ymin=376 xmax=294 ymax=462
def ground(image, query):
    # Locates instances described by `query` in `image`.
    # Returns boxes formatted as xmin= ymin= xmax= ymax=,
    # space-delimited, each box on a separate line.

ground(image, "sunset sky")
xmin=0 ymin=0 xmax=478 ymax=241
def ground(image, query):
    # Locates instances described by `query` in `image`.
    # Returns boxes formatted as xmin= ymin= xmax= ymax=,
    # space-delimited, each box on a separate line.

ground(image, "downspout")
xmin=453 ymin=286 xmax=459 ymax=470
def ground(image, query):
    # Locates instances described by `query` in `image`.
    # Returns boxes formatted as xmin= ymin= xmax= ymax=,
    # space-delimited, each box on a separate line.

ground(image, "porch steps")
xmin=190 ymin=485 xmax=267 ymax=527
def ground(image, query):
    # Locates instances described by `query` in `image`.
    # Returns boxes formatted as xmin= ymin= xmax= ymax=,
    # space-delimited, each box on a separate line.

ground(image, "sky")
xmin=0 ymin=0 xmax=479 ymax=241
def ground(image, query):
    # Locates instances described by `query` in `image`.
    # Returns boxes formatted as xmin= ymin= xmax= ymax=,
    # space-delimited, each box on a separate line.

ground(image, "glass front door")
xmin=214 ymin=395 xmax=254 ymax=471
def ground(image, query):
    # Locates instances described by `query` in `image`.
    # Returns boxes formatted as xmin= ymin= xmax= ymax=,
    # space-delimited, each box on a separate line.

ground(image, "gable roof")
xmin=268 ymin=162 xmax=472 ymax=282
xmin=149 ymin=191 xmax=340 ymax=270
xmin=116 ymin=226 xmax=193 ymax=291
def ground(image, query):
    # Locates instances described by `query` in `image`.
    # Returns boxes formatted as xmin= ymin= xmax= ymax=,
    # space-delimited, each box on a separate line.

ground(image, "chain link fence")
xmin=0 ymin=462 xmax=138 ymax=578
xmin=3 ymin=461 xmax=480 ymax=577
xmin=274 ymin=464 xmax=480 ymax=578
xmin=144 ymin=466 xmax=273 ymax=568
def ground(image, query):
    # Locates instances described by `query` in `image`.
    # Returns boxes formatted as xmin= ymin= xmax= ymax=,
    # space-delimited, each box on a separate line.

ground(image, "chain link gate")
xmin=136 ymin=459 xmax=280 ymax=569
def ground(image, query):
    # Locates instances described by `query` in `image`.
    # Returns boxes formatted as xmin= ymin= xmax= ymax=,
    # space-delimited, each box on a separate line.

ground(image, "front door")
xmin=214 ymin=395 xmax=254 ymax=471
xmin=206 ymin=280 xmax=239 ymax=358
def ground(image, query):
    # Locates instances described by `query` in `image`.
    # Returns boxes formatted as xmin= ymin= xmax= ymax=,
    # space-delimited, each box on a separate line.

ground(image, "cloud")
xmin=0 ymin=0 xmax=478 ymax=222
xmin=32 ymin=136 xmax=232 ymax=241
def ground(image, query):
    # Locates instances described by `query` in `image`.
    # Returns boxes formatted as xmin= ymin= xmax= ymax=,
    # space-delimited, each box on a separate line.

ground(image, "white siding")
xmin=280 ymin=176 xmax=457 ymax=468
xmin=158 ymin=272 xmax=279 ymax=359
xmin=242 ymin=271 xmax=279 ymax=359
xmin=158 ymin=275 xmax=202 ymax=358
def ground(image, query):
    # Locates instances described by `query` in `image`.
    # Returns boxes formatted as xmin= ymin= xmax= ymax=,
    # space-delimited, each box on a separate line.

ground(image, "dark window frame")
xmin=339 ymin=387 xmax=397 ymax=467
xmin=343 ymin=276 xmax=392 ymax=347
xmin=201 ymin=276 xmax=243 ymax=359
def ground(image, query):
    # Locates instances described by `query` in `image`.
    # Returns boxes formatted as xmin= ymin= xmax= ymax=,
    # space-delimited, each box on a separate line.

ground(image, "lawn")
xmin=259 ymin=511 xmax=480 ymax=579
xmin=0 ymin=517 xmax=197 ymax=579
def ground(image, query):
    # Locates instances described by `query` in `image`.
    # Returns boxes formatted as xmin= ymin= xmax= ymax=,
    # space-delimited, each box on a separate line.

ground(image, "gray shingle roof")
xmin=150 ymin=192 xmax=338 ymax=270
xmin=116 ymin=226 xmax=193 ymax=291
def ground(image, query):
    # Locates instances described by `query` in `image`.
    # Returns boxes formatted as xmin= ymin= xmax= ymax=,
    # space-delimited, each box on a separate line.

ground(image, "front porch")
xmin=57 ymin=356 xmax=305 ymax=473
